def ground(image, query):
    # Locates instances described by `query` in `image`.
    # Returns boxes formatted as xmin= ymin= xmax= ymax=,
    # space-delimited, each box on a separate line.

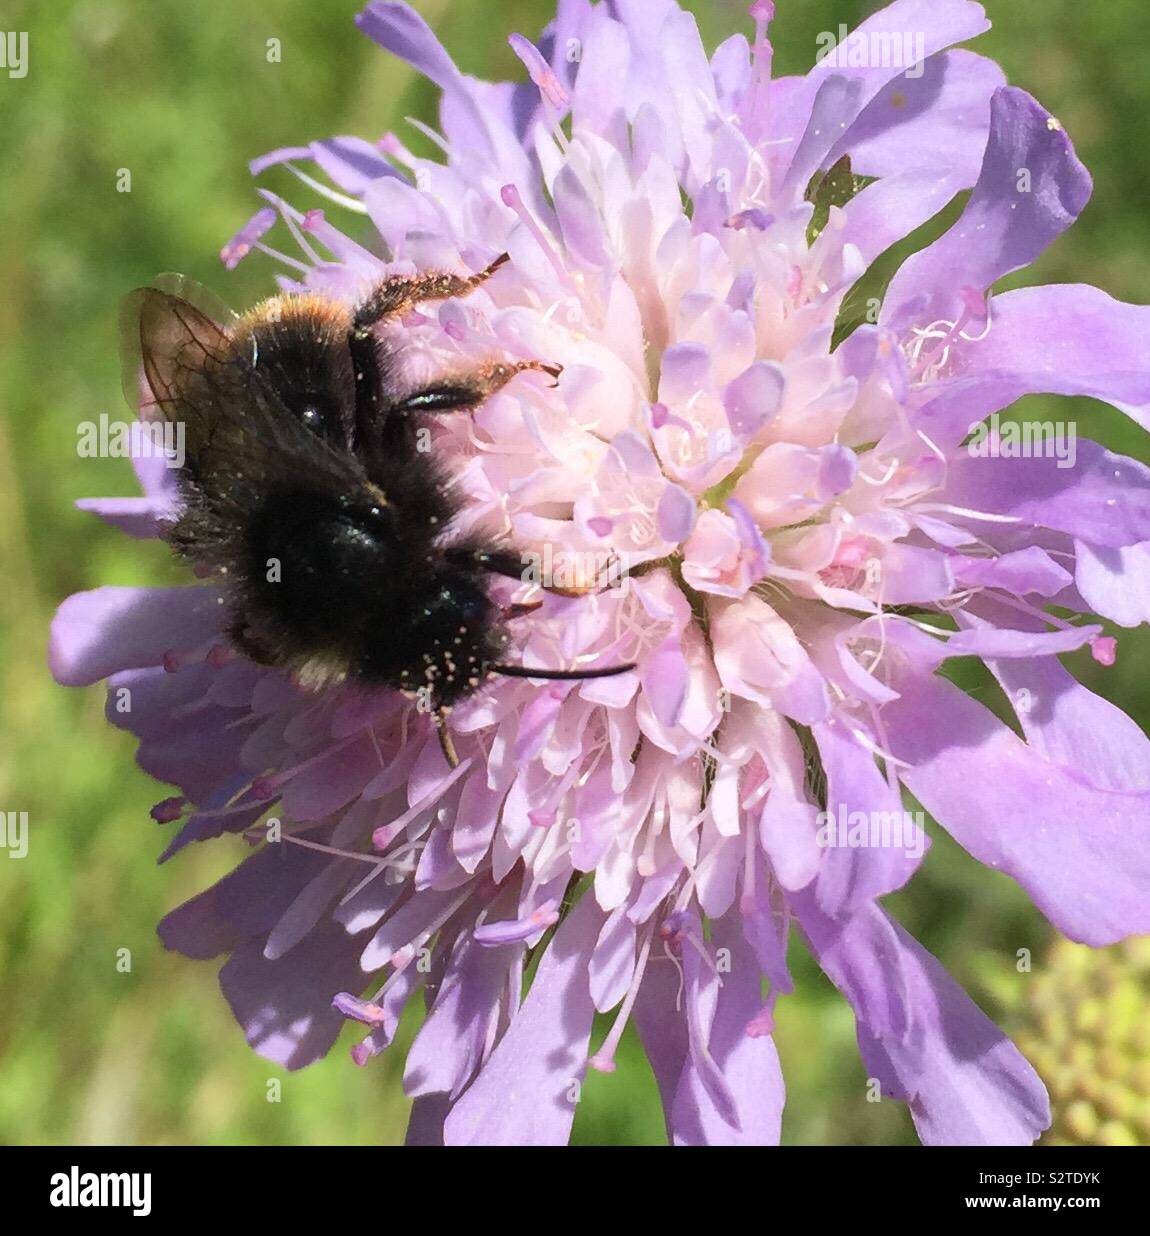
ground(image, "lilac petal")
xmin=879 ymin=544 xmax=954 ymax=605
xmin=510 ymin=688 xmax=565 ymax=764
xmin=838 ymin=51 xmax=1004 ymax=260
xmin=782 ymin=73 xmax=864 ymax=200
xmin=159 ymin=845 xmax=326 ymax=960
xmin=1075 ymin=539 xmax=1150 ymax=627
xmin=796 ymin=897 xmax=1049 ymax=1145
xmin=711 ymin=31 xmax=751 ymax=114
xmin=107 ymin=662 xmax=208 ymax=738
xmin=968 ymin=603 xmax=1150 ymax=792
xmin=884 ymin=88 xmax=1091 ymax=332
xmin=944 ymin=440 xmax=1150 ymax=549
xmin=280 ymin=734 xmax=383 ymax=822
xmin=264 ymin=862 xmax=353 ymax=961
xmin=723 ymin=359 xmax=784 ymax=440
xmin=131 ymin=438 xmax=181 ymax=505
xmin=568 ymin=7 xmax=631 ymax=144
xmin=360 ymin=887 xmax=463 ymax=972
xmin=640 ymin=634 xmax=690 ymax=728
xmin=671 ymin=911 xmax=784 ymax=1145
xmin=553 ymin=162 xmax=612 ymax=266
xmin=754 ymin=712 xmax=822 ymax=892
xmin=782 ymin=0 xmax=992 ymax=189
xmin=75 ymin=496 xmax=168 ymax=539
xmin=332 ymin=870 xmax=405 ymax=936
xmin=950 ymin=546 xmax=1071 ymax=597
xmin=589 ymin=907 xmax=636 ymax=1013
xmin=727 ymin=497 xmax=771 ymax=580
xmin=103 ymin=668 xmax=252 ymax=806
xmin=443 ymin=891 xmax=602 ymax=1145
xmin=357 ymin=1 xmax=462 ymax=90
xmin=249 ymin=145 xmax=311 ymax=176
xmin=884 ymin=670 xmax=1150 ymax=945
xmin=570 ymin=762 xmax=627 ymax=871
xmin=918 ymin=285 xmax=1150 ymax=446
xmin=845 ymin=50 xmax=1005 ymax=181
xmin=658 ymin=341 xmax=712 ymax=403
xmin=405 ymin=932 xmax=518 ymax=1100
xmin=632 ymin=930 xmax=690 ymax=1141
xmin=50 ymin=587 xmax=222 ymax=687
xmin=845 ymin=169 xmax=968 ymax=266
xmin=158 ymin=873 xmax=258 ymax=961
xmin=610 ymin=428 xmax=663 ymax=477
xmin=309 ymin=136 xmax=401 ymax=194
xmin=741 ymin=854 xmax=794 ymax=1000
xmin=943 ymin=621 xmax=1098 ymax=660
xmin=813 ymin=718 xmax=926 ymax=915
xmin=253 ymin=139 xmax=402 ymax=201
xmin=661 ymin=6 xmax=724 ymax=186
xmin=451 ymin=771 xmax=505 ymax=873
xmin=356 ymin=2 xmax=495 ymax=159
xmin=656 ymin=482 xmax=697 ymax=543
xmin=675 ymin=912 xmax=740 ymax=1130
xmin=815 ymin=443 xmax=858 ymax=502
xmin=219 ymin=922 xmax=366 ymax=1070
xmin=713 ymin=597 xmax=831 ymax=726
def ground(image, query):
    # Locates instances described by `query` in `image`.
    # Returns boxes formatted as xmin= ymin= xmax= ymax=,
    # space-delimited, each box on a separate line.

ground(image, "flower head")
xmin=52 ymin=0 xmax=1150 ymax=1145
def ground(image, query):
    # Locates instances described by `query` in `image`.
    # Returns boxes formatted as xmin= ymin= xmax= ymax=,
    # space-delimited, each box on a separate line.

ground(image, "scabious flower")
xmin=51 ymin=0 xmax=1150 ymax=1145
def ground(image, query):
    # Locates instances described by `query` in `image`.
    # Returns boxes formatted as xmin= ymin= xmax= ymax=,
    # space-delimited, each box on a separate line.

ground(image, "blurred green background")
xmin=1 ymin=0 xmax=1148 ymax=1146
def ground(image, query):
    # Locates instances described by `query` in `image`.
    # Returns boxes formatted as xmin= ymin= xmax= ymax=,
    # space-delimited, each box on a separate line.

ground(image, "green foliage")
xmin=805 ymin=155 xmax=875 ymax=246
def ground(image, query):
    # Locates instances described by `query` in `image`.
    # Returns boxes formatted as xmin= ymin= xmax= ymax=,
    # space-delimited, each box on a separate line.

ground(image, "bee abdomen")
xmin=239 ymin=487 xmax=398 ymax=655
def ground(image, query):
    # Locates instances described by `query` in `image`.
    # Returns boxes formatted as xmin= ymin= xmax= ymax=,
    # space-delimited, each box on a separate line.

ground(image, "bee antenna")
xmin=488 ymin=662 xmax=636 ymax=681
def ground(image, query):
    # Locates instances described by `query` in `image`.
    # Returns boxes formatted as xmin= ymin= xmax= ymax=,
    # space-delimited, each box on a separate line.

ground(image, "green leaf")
xmin=804 ymin=154 xmax=875 ymax=246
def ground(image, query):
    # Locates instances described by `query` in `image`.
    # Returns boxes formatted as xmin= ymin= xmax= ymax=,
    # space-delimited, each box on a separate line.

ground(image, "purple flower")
xmin=52 ymin=0 xmax=1150 ymax=1145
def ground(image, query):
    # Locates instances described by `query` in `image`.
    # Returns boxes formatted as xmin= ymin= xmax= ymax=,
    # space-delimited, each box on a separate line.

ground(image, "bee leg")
xmin=504 ymin=600 xmax=544 ymax=619
xmin=471 ymin=359 xmax=563 ymax=397
xmin=351 ymin=257 xmax=521 ymax=452
xmin=536 ymin=582 xmax=596 ymax=597
xmin=433 ymin=708 xmax=460 ymax=769
xmin=352 ymin=252 xmax=510 ymax=332
xmin=563 ymin=551 xmax=625 ymax=596
xmin=227 ymin=619 xmax=278 ymax=667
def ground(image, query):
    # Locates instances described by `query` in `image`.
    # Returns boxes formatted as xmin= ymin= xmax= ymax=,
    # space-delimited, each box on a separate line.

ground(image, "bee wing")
xmin=120 ymin=279 xmax=246 ymax=419
xmin=123 ymin=281 xmax=370 ymax=515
